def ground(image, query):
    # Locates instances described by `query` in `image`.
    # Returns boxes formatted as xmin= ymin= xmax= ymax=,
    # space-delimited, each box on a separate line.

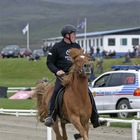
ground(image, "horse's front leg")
xmin=83 ymin=121 xmax=89 ymax=138
xmin=70 ymin=116 xmax=89 ymax=140
xmin=53 ymin=119 xmax=63 ymax=140
xmin=60 ymin=121 xmax=68 ymax=140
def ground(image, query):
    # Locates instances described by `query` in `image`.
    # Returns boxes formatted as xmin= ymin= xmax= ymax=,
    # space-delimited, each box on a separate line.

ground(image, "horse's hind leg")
xmin=71 ymin=116 xmax=89 ymax=140
xmin=53 ymin=119 xmax=63 ymax=140
xmin=60 ymin=122 xmax=68 ymax=140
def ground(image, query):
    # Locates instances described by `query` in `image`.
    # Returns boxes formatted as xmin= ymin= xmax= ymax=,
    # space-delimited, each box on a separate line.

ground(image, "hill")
xmin=0 ymin=0 xmax=140 ymax=49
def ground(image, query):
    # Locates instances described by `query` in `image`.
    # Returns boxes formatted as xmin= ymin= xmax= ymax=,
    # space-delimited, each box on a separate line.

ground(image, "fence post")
xmin=137 ymin=112 xmax=140 ymax=118
xmin=137 ymin=112 xmax=140 ymax=130
xmin=132 ymin=119 xmax=137 ymax=140
xmin=47 ymin=127 xmax=52 ymax=140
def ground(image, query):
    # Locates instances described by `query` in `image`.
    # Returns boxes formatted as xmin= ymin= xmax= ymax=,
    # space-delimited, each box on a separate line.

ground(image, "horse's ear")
xmin=69 ymin=48 xmax=83 ymax=59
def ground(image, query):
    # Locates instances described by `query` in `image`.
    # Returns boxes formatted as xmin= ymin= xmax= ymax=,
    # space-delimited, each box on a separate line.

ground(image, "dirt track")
xmin=0 ymin=115 xmax=139 ymax=140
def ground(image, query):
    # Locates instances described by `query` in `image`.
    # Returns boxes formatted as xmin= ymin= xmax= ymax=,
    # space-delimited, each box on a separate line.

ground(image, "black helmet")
xmin=61 ymin=24 xmax=77 ymax=37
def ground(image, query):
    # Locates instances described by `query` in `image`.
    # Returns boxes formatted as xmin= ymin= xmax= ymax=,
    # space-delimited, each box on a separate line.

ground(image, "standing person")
xmin=96 ymin=46 xmax=100 ymax=57
xmin=45 ymin=24 xmax=107 ymax=127
xmin=88 ymin=62 xmax=95 ymax=84
xmin=96 ymin=57 xmax=104 ymax=74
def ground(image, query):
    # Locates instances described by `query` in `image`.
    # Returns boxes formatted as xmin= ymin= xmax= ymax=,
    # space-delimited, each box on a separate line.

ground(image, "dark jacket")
xmin=47 ymin=39 xmax=81 ymax=74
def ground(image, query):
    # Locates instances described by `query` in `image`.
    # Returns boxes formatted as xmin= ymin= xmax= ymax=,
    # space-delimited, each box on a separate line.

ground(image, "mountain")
xmin=0 ymin=0 xmax=140 ymax=49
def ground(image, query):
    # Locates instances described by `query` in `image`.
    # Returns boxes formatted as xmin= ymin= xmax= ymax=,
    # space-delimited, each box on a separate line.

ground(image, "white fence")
xmin=7 ymin=87 xmax=35 ymax=93
xmin=0 ymin=108 xmax=140 ymax=140
xmin=99 ymin=109 xmax=140 ymax=118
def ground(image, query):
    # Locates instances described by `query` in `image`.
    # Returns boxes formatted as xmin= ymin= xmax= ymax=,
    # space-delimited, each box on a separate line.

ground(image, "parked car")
xmin=89 ymin=65 xmax=140 ymax=118
xmin=28 ymin=49 xmax=44 ymax=61
xmin=1 ymin=45 xmax=20 ymax=58
xmin=129 ymin=88 xmax=140 ymax=109
xmin=32 ymin=49 xmax=44 ymax=57
xmin=19 ymin=48 xmax=32 ymax=58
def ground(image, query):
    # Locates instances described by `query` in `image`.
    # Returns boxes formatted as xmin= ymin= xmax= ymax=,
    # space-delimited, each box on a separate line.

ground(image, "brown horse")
xmin=35 ymin=48 xmax=92 ymax=140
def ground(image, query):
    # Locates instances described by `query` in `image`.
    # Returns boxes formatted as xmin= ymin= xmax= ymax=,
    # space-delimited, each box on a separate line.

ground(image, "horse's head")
xmin=69 ymin=48 xmax=91 ymax=77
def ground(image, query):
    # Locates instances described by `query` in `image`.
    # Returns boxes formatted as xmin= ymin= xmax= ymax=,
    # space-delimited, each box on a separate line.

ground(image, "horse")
xmin=35 ymin=48 xmax=92 ymax=140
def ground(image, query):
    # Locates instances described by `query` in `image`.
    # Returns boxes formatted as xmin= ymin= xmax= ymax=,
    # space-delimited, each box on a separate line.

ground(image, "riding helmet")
xmin=61 ymin=25 xmax=77 ymax=37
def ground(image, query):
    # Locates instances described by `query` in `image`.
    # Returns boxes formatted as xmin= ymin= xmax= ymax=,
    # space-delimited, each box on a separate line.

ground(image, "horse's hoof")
xmin=74 ymin=133 xmax=82 ymax=139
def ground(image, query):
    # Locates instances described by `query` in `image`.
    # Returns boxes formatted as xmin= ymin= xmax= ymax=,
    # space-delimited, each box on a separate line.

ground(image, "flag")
xmin=22 ymin=24 xmax=29 ymax=34
xmin=77 ymin=20 xmax=86 ymax=30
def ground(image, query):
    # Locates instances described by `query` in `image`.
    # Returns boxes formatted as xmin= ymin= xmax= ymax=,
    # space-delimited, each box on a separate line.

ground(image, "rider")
xmin=45 ymin=24 xmax=107 ymax=127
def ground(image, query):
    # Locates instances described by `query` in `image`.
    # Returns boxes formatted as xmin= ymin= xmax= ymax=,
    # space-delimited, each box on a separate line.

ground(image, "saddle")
xmin=54 ymin=88 xmax=93 ymax=123
xmin=54 ymin=87 xmax=66 ymax=119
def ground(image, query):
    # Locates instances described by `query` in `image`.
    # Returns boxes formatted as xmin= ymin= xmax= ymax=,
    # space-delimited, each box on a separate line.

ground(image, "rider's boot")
xmin=44 ymin=109 xmax=56 ymax=127
xmin=88 ymin=89 xmax=107 ymax=128
xmin=90 ymin=110 xmax=107 ymax=128
xmin=44 ymin=99 xmax=57 ymax=127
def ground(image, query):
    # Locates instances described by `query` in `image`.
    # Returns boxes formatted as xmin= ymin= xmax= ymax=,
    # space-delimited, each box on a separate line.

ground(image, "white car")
xmin=89 ymin=65 xmax=140 ymax=118
xmin=129 ymin=88 xmax=140 ymax=109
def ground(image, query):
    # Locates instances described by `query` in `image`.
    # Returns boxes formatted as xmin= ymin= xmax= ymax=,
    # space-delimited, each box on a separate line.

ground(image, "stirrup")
xmin=93 ymin=119 xmax=107 ymax=128
xmin=44 ymin=116 xmax=54 ymax=127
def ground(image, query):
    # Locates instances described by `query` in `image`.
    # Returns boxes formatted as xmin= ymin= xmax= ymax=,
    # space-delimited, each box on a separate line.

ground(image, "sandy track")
xmin=0 ymin=115 xmax=139 ymax=140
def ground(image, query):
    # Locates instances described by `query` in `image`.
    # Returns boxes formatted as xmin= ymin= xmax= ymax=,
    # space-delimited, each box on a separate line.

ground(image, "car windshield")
xmin=33 ymin=49 xmax=44 ymax=56
xmin=3 ymin=45 xmax=19 ymax=51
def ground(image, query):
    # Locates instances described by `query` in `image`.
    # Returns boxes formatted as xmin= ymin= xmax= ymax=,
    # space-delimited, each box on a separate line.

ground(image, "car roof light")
xmin=111 ymin=65 xmax=140 ymax=71
xmin=134 ymin=88 xmax=140 ymax=96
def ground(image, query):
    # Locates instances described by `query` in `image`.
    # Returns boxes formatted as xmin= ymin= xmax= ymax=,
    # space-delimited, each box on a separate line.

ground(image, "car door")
xmin=90 ymin=73 xmax=111 ymax=110
xmin=101 ymin=73 xmax=125 ymax=110
xmin=90 ymin=73 xmax=124 ymax=110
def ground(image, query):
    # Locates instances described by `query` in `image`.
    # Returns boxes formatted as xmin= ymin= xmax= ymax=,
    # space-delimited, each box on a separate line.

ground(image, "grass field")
xmin=0 ymin=57 xmax=139 ymax=87
xmin=0 ymin=57 xmax=53 ymax=87
xmin=0 ymin=57 xmax=139 ymax=109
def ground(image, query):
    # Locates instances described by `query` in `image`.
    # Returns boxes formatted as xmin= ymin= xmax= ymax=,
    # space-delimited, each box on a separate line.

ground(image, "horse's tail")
xmin=34 ymin=80 xmax=54 ymax=122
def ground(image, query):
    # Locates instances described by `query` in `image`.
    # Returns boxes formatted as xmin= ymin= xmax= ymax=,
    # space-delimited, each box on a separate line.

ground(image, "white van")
xmin=89 ymin=65 xmax=140 ymax=118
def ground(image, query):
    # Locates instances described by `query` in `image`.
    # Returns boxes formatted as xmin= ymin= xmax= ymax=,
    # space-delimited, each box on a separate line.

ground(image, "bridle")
xmin=74 ymin=55 xmax=91 ymax=76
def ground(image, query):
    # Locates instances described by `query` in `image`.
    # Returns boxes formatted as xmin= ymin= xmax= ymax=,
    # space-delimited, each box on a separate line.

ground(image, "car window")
xmin=107 ymin=73 xmax=136 ymax=87
xmin=108 ymin=73 xmax=123 ymax=87
xmin=122 ymin=73 xmax=135 ymax=85
xmin=94 ymin=74 xmax=110 ymax=87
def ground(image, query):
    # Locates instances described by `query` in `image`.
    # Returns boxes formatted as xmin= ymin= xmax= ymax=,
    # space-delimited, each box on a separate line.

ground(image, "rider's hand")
xmin=56 ymin=70 xmax=65 ymax=76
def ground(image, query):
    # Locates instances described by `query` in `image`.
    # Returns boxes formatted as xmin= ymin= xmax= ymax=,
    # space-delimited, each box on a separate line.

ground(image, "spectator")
xmin=123 ymin=53 xmax=131 ymax=63
xmin=89 ymin=46 xmax=95 ymax=60
xmin=88 ymin=62 xmax=95 ymax=84
xmin=96 ymin=47 xmax=100 ymax=57
xmin=133 ymin=45 xmax=137 ymax=57
xmin=96 ymin=57 xmax=103 ymax=74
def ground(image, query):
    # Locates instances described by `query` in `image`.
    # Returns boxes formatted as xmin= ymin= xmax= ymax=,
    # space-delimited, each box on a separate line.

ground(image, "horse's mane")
xmin=62 ymin=65 xmax=75 ymax=86
xmin=62 ymin=48 xmax=84 ymax=86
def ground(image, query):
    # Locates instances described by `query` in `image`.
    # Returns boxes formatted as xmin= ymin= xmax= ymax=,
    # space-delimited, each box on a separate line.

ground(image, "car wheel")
xmin=117 ymin=99 xmax=132 ymax=118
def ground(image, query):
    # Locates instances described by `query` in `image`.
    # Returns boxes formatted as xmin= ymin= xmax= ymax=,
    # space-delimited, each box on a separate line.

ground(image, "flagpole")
xmin=84 ymin=17 xmax=87 ymax=53
xmin=27 ymin=24 xmax=30 ymax=50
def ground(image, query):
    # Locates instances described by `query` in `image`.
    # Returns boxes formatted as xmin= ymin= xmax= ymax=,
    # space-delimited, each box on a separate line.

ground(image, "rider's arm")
xmin=46 ymin=45 xmax=59 ymax=75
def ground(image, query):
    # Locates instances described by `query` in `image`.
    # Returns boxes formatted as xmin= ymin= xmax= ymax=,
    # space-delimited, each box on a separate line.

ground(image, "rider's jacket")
xmin=47 ymin=39 xmax=81 ymax=75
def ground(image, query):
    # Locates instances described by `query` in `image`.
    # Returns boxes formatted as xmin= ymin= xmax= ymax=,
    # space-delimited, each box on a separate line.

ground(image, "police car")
xmin=89 ymin=65 xmax=140 ymax=118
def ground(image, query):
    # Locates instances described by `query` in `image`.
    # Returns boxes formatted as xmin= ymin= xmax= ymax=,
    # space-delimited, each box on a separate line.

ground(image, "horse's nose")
xmin=83 ymin=64 xmax=91 ymax=74
xmin=83 ymin=64 xmax=89 ymax=68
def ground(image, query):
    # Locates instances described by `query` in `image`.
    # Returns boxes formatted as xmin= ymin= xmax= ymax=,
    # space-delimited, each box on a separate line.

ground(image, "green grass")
xmin=0 ymin=98 xmax=36 ymax=109
xmin=0 ymin=57 xmax=53 ymax=87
